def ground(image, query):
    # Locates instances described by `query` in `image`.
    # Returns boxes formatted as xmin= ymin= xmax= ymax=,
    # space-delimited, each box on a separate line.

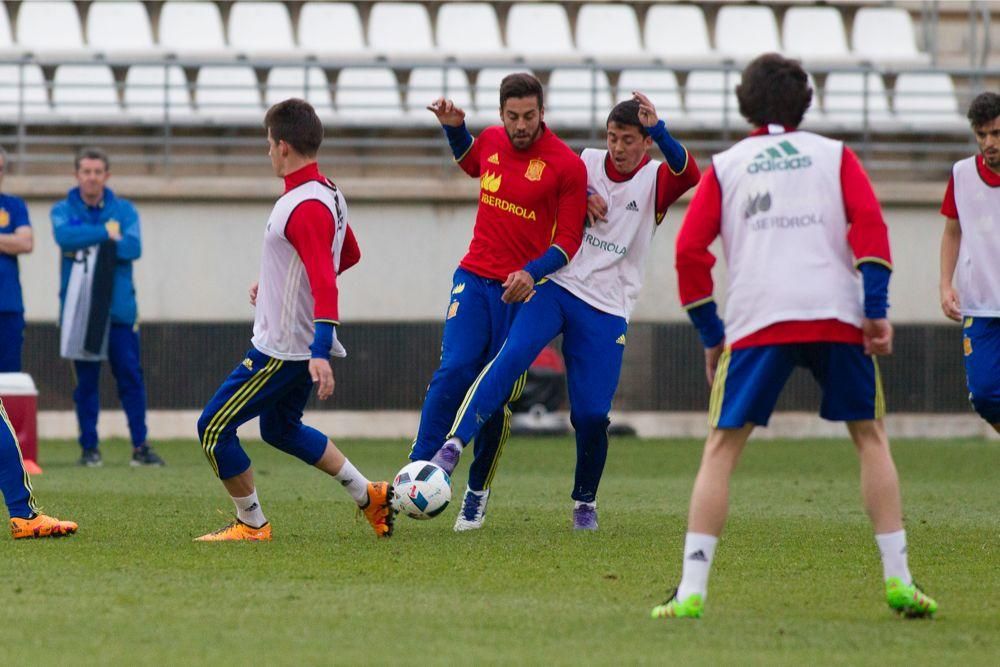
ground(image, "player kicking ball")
xmin=431 ymin=93 xmax=699 ymax=531
xmin=651 ymin=54 xmax=936 ymax=619
xmin=2 ymin=398 xmax=77 ymax=539
xmin=194 ymin=99 xmax=392 ymax=541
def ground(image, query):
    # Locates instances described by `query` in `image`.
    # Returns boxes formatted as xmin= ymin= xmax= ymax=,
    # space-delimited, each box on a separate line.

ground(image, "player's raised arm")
xmin=428 ymin=97 xmax=480 ymax=177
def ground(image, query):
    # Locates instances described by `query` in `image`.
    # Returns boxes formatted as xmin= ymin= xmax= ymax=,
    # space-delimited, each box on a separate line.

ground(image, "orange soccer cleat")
xmin=10 ymin=513 xmax=78 ymax=540
xmin=194 ymin=519 xmax=271 ymax=542
xmin=361 ymin=482 xmax=394 ymax=538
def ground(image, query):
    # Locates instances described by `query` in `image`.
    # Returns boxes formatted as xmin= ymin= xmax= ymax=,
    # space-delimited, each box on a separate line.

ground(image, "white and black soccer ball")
xmin=392 ymin=461 xmax=451 ymax=520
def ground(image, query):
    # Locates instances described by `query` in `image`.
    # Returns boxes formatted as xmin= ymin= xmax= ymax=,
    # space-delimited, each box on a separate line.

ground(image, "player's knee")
xmin=570 ymin=410 xmax=609 ymax=436
xmin=259 ymin=413 xmax=291 ymax=448
xmin=196 ymin=410 xmax=214 ymax=443
xmin=969 ymin=393 xmax=1000 ymax=424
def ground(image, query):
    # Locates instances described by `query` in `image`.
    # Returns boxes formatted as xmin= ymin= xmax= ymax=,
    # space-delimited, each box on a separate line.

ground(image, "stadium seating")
xmin=643 ymin=4 xmax=713 ymax=61
xmin=336 ymin=67 xmax=401 ymax=119
xmin=228 ymin=2 xmax=299 ymax=57
xmin=715 ymin=6 xmax=781 ymax=59
xmin=87 ymin=2 xmax=158 ymax=54
xmin=852 ymin=7 xmax=927 ymax=62
xmin=616 ymin=69 xmax=686 ymax=123
xmin=546 ymin=68 xmax=613 ymax=125
xmin=506 ymin=4 xmax=576 ymax=58
xmin=51 ymin=65 xmax=120 ymax=117
xmin=406 ymin=67 xmax=472 ymax=121
xmin=781 ymin=7 xmax=850 ymax=61
xmin=297 ymin=3 xmax=369 ymax=56
xmin=474 ymin=67 xmax=532 ymax=118
xmin=893 ymin=73 xmax=963 ymax=126
xmin=0 ymin=3 xmax=13 ymax=53
xmin=16 ymin=0 xmax=86 ymax=52
xmin=436 ymin=3 xmax=505 ymax=58
xmin=0 ymin=64 xmax=49 ymax=118
xmin=685 ymin=70 xmax=741 ymax=126
xmin=823 ymin=72 xmax=892 ymax=124
xmin=576 ymin=4 xmax=644 ymax=59
xmin=124 ymin=65 xmax=194 ymax=119
xmin=265 ymin=67 xmax=334 ymax=116
xmin=159 ymin=2 xmax=230 ymax=55
xmin=368 ymin=3 xmax=435 ymax=57
xmin=195 ymin=66 xmax=261 ymax=118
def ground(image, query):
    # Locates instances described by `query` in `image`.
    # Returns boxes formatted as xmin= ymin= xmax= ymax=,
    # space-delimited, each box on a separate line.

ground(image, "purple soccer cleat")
xmin=573 ymin=503 xmax=598 ymax=531
xmin=429 ymin=440 xmax=462 ymax=475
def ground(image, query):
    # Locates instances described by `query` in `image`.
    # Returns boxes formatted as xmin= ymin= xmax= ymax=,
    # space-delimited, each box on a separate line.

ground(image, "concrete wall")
xmin=18 ymin=191 xmax=949 ymax=324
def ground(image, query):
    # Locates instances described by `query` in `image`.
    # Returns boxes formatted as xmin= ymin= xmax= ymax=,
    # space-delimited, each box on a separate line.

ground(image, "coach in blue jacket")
xmin=51 ymin=148 xmax=164 ymax=467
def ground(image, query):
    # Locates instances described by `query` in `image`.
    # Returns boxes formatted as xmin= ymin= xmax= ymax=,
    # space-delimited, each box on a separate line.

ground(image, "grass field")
xmin=1 ymin=435 xmax=997 ymax=665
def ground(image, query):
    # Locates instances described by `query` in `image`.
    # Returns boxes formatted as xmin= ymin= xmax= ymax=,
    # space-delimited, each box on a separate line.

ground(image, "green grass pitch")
xmin=1 ymin=436 xmax=997 ymax=665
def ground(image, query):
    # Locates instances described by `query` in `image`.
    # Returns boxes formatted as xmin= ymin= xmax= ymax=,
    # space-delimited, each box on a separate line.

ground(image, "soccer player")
xmin=651 ymin=54 xmax=937 ymax=619
xmin=2 ymin=398 xmax=77 ymax=539
xmin=412 ymin=74 xmax=587 ymax=521
xmin=194 ymin=99 xmax=392 ymax=541
xmin=0 ymin=146 xmax=33 ymax=372
xmin=51 ymin=148 xmax=165 ymax=467
xmin=939 ymin=91 xmax=1000 ymax=434
xmin=434 ymin=93 xmax=700 ymax=531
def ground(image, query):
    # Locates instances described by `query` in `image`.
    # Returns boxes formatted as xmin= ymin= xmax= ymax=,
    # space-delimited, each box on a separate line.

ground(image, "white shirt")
xmin=952 ymin=155 xmax=1000 ymax=316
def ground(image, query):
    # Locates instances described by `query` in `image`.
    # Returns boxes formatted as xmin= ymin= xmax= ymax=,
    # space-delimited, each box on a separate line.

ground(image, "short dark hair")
xmin=264 ymin=98 xmax=323 ymax=157
xmin=75 ymin=147 xmax=109 ymax=171
xmin=606 ymin=99 xmax=648 ymax=137
xmin=499 ymin=73 xmax=543 ymax=110
xmin=736 ymin=53 xmax=813 ymax=128
xmin=967 ymin=92 xmax=1000 ymax=128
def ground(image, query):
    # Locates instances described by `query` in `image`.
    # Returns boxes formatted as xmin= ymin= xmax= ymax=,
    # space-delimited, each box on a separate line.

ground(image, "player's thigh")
xmin=107 ymin=324 xmax=142 ymax=376
xmin=806 ymin=343 xmax=883 ymax=421
xmin=712 ymin=345 xmax=797 ymax=429
xmin=259 ymin=369 xmax=314 ymax=441
xmin=439 ymin=268 xmax=497 ymax=370
xmin=198 ymin=349 xmax=296 ymax=438
xmin=492 ymin=282 xmax=565 ymax=375
xmin=962 ymin=317 xmax=1000 ymax=420
xmin=562 ymin=305 xmax=626 ymax=416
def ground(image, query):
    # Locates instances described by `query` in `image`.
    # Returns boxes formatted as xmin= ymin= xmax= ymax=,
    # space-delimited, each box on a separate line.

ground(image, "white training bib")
xmin=713 ymin=127 xmax=863 ymax=342
xmin=551 ymin=148 xmax=659 ymax=320
xmin=952 ymin=156 xmax=1000 ymax=316
xmin=252 ymin=179 xmax=348 ymax=360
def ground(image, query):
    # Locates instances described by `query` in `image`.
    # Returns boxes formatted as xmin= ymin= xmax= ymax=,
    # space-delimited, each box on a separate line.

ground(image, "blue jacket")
xmin=51 ymin=187 xmax=142 ymax=326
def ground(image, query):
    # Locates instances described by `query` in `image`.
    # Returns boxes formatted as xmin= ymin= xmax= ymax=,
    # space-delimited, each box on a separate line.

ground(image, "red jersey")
xmin=456 ymin=125 xmax=587 ymax=281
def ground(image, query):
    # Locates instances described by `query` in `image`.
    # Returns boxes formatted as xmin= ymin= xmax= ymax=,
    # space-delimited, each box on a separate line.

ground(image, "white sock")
xmin=335 ymin=458 xmax=371 ymax=506
xmin=232 ymin=490 xmax=267 ymax=528
xmin=676 ymin=532 xmax=719 ymax=601
xmin=574 ymin=500 xmax=596 ymax=510
xmin=875 ymin=530 xmax=912 ymax=584
xmin=445 ymin=436 xmax=464 ymax=450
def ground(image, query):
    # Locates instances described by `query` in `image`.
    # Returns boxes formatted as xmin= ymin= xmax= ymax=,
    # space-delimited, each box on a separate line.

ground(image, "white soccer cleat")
xmin=453 ymin=487 xmax=489 ymax=532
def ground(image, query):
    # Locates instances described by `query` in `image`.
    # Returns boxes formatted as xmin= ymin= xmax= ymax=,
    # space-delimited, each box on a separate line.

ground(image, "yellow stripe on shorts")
xmin=708 ymin=347 xmax=732 ymax=428
xmin=873 ymin=357 xmax=886 ymax=419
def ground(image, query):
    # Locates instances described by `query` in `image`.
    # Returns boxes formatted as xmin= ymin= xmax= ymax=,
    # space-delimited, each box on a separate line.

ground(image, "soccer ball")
xmin=392 ymin=460 xmax=452 ymax=520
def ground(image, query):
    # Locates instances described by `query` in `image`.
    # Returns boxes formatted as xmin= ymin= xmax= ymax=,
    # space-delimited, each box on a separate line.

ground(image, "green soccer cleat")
xmin=650 ymin=589 xmax=704 ymax=619
xmin=886 ymin=577 xmax=938 ymax=618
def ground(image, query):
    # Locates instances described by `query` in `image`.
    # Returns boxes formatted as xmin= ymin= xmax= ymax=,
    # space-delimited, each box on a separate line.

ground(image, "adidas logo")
xmin=246 ymin=502 xmax=259 ymax=512
xmin=747 ymin=140 xmax=812 ymax=174
xmin=242 ymin=357 xmax=253 ymax=371
xmin=624 ymin=200 xmax=638 ymax=212
xmin=487 ymin=152 xmax=500 ymax=165
xmin=616 ymin=334 xmax=626 ymax=345
xmin=687 ymin=549 xmax=708 ymax=562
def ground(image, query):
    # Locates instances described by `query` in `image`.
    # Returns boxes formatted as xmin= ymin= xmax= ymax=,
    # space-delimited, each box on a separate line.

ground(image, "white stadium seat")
xmin=336 ymin=67 xmax=401 ymax=119
xmin=159 ymin=2 xmax=228 ymax=54
xmin=436 ymin=3 xmax=504 ymax=57
xmin=368 ymin=3 xmax=434 ymax=56
xmin=0 ymin=64 xmax=49 ymax=117
xmin=506 ymin=4 xmax=574 ymax=57
xmin=266 ymin=67 xmax=333 ymax=115
xmin=546 ymin=68 xmax=613 ymax=125
xmin=17 ymin=1 xmax=84 ymax=51
xmin=685 ymin=70 xmax=741 ymax=126
xmin=893 ymin=73 xmax=962 ymax=125
xmin=124 ymin=65 xmax=193 ymax=118
xmin=87 ymin=1 xmax=156 ymax=53
xmin=576 ymin=4 xmax=643 ymax=58
xmin=643 ymin=5 xmax=712 ymax=61
xmin=298 ymin=3 xmax=367 ymax=55
xmin=52 ymin=65 xmax=120 ymax=116
xmin=715 ymin=6 xmax=781 ymax=58
xmin=852 ymin=8 xmax=924 ymax=61
xmin=0 ymin=3 xmax=18 ymax=51
xmin=229 ymin=2 xmax=296 ymax=55
xmin=195 ymin=66 xmax=261 ymax=117
xmin=616 ymin=70 xmax=685 ymax=122
xmin=781 ymin=7 xmax=850 ymax=61
xmin=406 ymin=67 xmax=472 ymax=118
xmin=473 ymin=68 xmax=534 ymax=118
xmin=823 ymin=72 xmax=892 ymax=124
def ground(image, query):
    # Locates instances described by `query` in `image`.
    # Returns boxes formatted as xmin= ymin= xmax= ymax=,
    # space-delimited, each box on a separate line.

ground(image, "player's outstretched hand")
xmin=632 ymin=91 xmax=659 ymax=128
xmin=309 ymin=358 xmax=335 ymax=400
xmin=587 ymin=192 xmax=608 ymax=226
xmin=940 ymin=284 xmax=962 ymax=322
xmin=704 ymin=341 xmax=725 ymax=387
xmin=862 ymin=318 xmax=894 ymax=356
xmin=248 ymin=281 xmax=259 ymax=307
xmin=502 ymin=270 xmax=535 ymax=304
xmin=427 ymin=97 xmax=466 ymax=127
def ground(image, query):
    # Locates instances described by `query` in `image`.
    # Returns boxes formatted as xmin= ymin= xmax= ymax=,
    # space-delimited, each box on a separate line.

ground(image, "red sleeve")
xmin=284 ymin=199 xmax=340 ymax=323
xmin=841 ymin=147 xmax=892 ymax=268
xmin=675 ymin=164 xmax=721 ymax=307
xmin=456 ymin=128 xmax=485 ymax=178
xmin=339 ymin=224 xmax=361 ymax=274
xmin=655 ymin=154 xmax=702 ymax=223
xmin=551 ymin=154 xmax=588 ymax=261
xmin=940 ymin=175 xmax=958 ymax=219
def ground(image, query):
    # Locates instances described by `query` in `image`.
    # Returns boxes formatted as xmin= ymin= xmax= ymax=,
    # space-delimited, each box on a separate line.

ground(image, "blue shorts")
xmin=710 ymin=342 xmax=885 ymax=429
xmin=962 ymin=316 xmax=1000 ymax=424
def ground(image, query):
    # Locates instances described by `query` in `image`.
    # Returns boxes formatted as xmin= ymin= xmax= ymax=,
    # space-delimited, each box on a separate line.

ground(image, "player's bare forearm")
xmin=0 ymin=228 xmax=32 ymax=254
xmin=939 ymin=218 xmax=962 ymax=321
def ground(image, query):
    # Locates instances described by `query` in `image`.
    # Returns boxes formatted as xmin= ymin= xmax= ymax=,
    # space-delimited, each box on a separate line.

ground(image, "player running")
xmin=651 ymin=54 xmax=937 ymax=619
xmin=939 ymin=91 xmax=1000 ymax=433
xmin=432 ymin=93 xmax=700 ymax=531
xmin=194 ymin=99 xmax=392 ymax=541
xmin=2 ymin=398 xmax=77 ymax=539
xmin=412 ymin=74 xmax=587 ymax=522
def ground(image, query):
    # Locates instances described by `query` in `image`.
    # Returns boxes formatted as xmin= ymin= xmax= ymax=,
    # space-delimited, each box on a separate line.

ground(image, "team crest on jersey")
xmin=524 ymin=159 xmax=546 ymax=182
xmin=242 ymin=357 xmax=254 ymax=371
xmin=487 ymin=152 xmax=500 ymax=165
xmin=0 ymin=210 xmax=8 ymax=228
xmin=964 ymin=337 xmax=972 ymax=356
xmin=480 ymin=171 xmax=502 ymax=193
xmin=447 ymin=301 xmax=460 ymax=320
